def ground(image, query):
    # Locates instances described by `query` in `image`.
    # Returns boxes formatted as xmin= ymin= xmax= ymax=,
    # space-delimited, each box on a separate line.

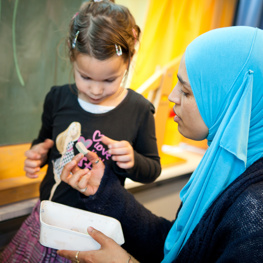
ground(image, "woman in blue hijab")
xmin=56 ymin=26 xmax=263 ymax=263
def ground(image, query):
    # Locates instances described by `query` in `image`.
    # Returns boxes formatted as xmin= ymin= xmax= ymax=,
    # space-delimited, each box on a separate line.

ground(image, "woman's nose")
xmin=168 ymin=84 xmax=180 ymax=104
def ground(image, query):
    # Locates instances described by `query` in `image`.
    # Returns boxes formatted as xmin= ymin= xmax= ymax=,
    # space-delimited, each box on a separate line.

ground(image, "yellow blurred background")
xmin=119 ymin=0 xmax=238 ymax=150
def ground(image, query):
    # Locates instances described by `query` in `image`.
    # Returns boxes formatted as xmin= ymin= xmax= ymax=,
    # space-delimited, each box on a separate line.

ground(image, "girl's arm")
xmin=110 ymin=102 xmax=161 ymax=184
xmin=24 ymin=87 xmax=56 ymax=177
xmin=24 ymin=139 xmax=54 ymax=178
xmin=124 ymin=102 xmax=161 ymax=183
xmin=32 ymin=87 xmax=55 ymax=147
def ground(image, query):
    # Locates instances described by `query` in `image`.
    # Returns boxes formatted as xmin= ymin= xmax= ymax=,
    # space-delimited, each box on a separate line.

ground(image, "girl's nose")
xmin=90 ymin=84 xmax=103 ymax=95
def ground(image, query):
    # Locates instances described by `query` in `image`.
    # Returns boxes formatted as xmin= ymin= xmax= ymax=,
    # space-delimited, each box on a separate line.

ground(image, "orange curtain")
xmin=130 ymin=0 xmax=238 ymax=90
xmin=130 ymin=0 xmax=238 ymax=148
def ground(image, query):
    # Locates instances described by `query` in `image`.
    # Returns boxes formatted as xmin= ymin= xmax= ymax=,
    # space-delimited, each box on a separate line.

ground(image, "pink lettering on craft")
xmin=92 ymin=130 xmax=104 ymax=142
xmin=84 ymin=161 xmax=92 ymax=169
xmin=92 ymin=130 xmax=111 ymax=160
xmin=78 ymin=156 xmax=87 ymax=167
xmin=77 ymin=131 xmax=111 ymax=166
xmin=94 ymin=142 xmax=103 ymax=151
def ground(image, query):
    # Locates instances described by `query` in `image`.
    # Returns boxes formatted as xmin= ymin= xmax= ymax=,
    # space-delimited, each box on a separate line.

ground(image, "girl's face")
xmin=168 ymin=54 xmax=208 ymax=141
xmin=74 ymin=54 xmax=128 ymax=106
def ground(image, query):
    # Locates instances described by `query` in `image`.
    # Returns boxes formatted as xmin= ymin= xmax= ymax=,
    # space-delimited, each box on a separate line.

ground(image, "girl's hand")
xmin=60 ymin=151 xmax=105 ymax=196
xmin=24 ymin=139 xmax=54 ymax=178
xmin=101 ymin=135 xmax=134 ymax=169
xmin=57 ymin=227 xmax=132 ymax=263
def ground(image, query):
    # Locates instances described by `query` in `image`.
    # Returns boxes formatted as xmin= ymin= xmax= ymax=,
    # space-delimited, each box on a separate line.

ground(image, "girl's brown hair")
xmin=68 ymin=0 xmax=141 ymax=65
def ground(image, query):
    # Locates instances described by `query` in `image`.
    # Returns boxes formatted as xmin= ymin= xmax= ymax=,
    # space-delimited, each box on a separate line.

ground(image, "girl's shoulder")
xmin=43 ymin=84 xmax=78 ymax=111
xmin=126 ymin=88 xmax=155 ymax=113
xmin=48 ymin=84 xmax=76 ymax=97
xmin=45 ymin=84 xmax=77 ymax=102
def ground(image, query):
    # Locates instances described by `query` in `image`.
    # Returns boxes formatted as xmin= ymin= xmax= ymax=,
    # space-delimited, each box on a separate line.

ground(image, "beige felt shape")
xmin=76 ymin=142 xmax=89 ymax=155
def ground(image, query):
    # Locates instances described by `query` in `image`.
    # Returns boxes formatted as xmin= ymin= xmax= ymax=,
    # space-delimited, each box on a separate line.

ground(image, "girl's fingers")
xmin=100 ymin=135 xmax=117 ymax=147
xmin=24 ymin=158 xmax=42 ymax=168
xmin=112 ymin=154 xmax=132 ymax=162
xmin=24 ymin=166 xmax=40 ymax=174
xmin=108 ymin=147 xmax=130 ymax=156
xmin=116 ymin=161 xmax=133 ymax=169
xmin=24 ymin=150 xmax=41 ymax=160
xmin=25 ymin=172 xmax=39 ymax=179
xmin=42 ymin=139 xmax=54 ymax=151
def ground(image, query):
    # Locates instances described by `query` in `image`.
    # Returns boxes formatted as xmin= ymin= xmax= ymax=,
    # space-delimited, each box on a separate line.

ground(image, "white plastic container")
xmin=39 ymin=200 xmax=124 ymax=251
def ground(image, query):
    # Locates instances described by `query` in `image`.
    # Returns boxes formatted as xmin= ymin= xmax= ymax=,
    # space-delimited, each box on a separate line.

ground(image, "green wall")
xmin=0 ymin=0 xmax=148 ymax=146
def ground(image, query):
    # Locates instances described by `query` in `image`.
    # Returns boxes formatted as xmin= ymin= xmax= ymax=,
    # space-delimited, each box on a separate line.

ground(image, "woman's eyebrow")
xmin=177 ymin=74 xmax=191 ymax=87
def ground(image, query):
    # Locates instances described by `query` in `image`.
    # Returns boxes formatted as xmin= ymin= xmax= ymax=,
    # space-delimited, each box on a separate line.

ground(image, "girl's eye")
xmin=105 ymin=79 xmax=115 ymax=83
xmin=81 ymin=75 xmax=90 ymax=80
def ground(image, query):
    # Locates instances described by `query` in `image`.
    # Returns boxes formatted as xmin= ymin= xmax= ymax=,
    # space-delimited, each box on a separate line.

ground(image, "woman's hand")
xmin=60 ymin=151 xmax=105 ymax=196
xmin=24 ymin=139 xmax=54 ymax=178
xmin=101 ymin=135 xmax=134 ymax=169
xmin=57 ymin=227 xmax=132 ymax=263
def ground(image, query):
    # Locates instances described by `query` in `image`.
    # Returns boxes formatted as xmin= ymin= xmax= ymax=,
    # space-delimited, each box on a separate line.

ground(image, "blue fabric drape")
xmin=162 ymin=26 xmax=263 ymax=262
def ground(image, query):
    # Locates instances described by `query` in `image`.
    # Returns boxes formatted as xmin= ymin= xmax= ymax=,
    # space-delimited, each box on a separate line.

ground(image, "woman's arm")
xmin=58 ymin=227 xmax=133 ymax=263
xmin=60 ymin=153 xmax=173 ymax=262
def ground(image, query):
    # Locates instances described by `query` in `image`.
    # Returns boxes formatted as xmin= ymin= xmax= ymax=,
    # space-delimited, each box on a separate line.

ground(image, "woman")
xmin=57 ymin=26 xmax=263 ymax=263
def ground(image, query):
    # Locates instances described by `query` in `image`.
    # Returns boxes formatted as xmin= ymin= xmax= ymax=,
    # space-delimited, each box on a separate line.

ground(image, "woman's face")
xmin=168 ymin=54 xmax=208 ymax=141
xmin=74 ymin=54 xmax=128 ymax=106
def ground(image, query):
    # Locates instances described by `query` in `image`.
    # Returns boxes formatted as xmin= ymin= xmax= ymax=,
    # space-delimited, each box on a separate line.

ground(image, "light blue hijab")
xmin=162 ymin=26 xmax=263 ymax=262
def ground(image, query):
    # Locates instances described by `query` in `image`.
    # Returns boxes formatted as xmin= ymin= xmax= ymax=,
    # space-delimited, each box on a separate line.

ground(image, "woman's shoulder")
xmin=219 ymin=157 xmax=263 ymax=209
xmin=177 ymin=158 xmax=263 ymax=262
xmin=212 ymin=157 xmax=263 ymax=232
xmin=231 ymin=158 xmax=263 ymax=219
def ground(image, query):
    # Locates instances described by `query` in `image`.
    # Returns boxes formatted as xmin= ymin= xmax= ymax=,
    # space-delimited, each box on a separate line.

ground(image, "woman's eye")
xmin=180 ymin=89 xmax=189 ymax=97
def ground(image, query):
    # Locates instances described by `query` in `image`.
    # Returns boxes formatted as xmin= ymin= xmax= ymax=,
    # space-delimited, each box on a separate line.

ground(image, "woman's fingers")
xmin=57 ymin=227 xmax=130 ymax=262
xmin=85 ymin=150 xmax=101 ymax=164
xmin=57 ymin=250 xmax=79 ymax=262
xmin=77 ymin=172 xmax=91 ymax=189
xmin=87 ymin=227 xmax=111 ymax=246
xmin=60 ymin=154 xmax=83 ymax=182
xmin=70 ymin=169 xmax=90 ymax=187
xmin=60 ymin=151 xmax=104 ymax=196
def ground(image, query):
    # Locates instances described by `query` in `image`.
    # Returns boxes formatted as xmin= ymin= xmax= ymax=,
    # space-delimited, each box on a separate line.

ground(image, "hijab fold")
xmin=162 ymin=26 xmax=263 ymax=262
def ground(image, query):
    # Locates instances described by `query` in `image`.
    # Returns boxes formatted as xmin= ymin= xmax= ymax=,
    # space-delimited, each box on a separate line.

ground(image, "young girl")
xmin=1 ymin=1 xmax=161 ymax=262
